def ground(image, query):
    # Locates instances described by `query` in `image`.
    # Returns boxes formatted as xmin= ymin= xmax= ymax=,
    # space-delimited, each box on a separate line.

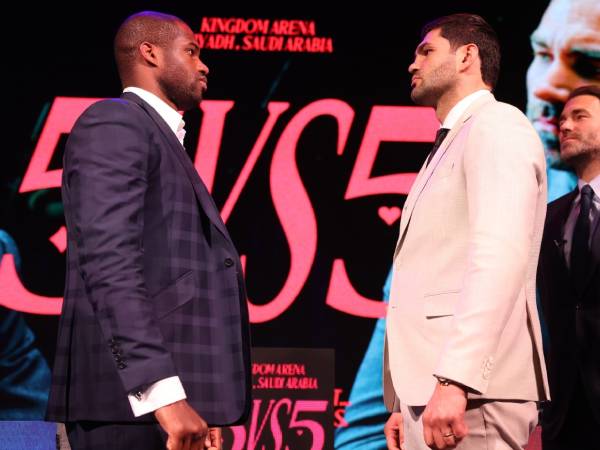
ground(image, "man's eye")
xmin=573 ymin=55 xmax=600 ymax=80
xmin=534 ymin=50 xmax=553 ymax=62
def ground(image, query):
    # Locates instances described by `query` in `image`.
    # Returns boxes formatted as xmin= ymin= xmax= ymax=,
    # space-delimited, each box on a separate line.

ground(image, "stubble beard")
xmin=158 ymin=66 xmax=202 ymax=112
xmin=410 ymin=59 xmax=456 ymax=107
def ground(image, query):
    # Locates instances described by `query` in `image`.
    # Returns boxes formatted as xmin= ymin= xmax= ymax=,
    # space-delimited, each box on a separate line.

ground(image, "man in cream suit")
xmin=383 ymin=14 xmax=549 ymax=450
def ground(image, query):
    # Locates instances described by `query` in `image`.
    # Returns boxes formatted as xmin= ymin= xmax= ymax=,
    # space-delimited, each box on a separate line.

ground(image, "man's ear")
xmin=457 ymin=43 xmax=479 ymax=71
xmin=139 ymin=41 xmax=160 ymax=67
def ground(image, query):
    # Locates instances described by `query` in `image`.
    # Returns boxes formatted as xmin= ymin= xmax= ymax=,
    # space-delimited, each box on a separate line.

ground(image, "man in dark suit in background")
xmin=46 ymin=11 xmax=251 ymax=450
xmin=537 ymin=85 xmax=600 ymax=450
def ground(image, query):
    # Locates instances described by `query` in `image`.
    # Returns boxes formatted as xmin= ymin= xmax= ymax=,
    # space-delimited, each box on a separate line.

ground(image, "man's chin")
xmin=177 ymin=96 xmax=203 ymax=111
xmin=410 ymin=88 xmax=432 ymax=107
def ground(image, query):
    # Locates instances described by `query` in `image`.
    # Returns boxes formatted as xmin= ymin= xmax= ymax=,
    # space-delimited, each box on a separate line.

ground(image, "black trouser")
xmin=542 ymin=378 xmax=599 ymax=450
xmin=65 ymin=421 xmax=166 ymax=450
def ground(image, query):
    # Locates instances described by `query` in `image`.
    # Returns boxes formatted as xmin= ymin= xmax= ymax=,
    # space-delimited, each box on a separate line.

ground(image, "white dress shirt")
xmin=122 ymin=86 xmax=187 ymax=417
xmin=123 ymin=87 xmax=186 ymax=146
xmin=442 ymin=89 xmax=490 ymax=130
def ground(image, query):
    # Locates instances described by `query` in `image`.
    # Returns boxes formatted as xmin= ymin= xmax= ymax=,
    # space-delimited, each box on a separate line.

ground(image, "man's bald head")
xmin=114 ymin=11 xmax=183 ymax=81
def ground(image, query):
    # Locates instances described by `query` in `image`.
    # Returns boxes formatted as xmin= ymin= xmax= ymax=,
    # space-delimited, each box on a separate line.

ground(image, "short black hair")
xmin=567 ymin=85 xmax=600 ymax=103
xmin=114 ymin=11 xmax=182 ymax=80
xmin=421 ymin=13 xmax=501 ymax=89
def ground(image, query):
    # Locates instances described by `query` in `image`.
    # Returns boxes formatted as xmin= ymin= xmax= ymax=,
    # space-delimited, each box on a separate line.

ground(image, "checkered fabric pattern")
xmin=46 ymin=93 xmax=251 ymax=426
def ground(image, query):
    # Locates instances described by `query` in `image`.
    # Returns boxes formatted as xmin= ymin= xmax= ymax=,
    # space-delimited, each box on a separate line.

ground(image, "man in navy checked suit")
xmin=46 ymin=11 xmax=251 ymax=450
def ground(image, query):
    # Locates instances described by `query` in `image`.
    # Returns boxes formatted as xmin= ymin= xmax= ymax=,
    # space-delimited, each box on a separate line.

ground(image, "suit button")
xmin=576 ymin=303 xmax=582 ymax=310
xmin=224 ymin=258 xmax=234 ymax=268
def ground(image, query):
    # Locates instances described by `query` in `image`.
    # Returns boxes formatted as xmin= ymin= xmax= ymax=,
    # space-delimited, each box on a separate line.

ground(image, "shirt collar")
xmin=442 ymin=89 xmax=490 ymax=130
xmin=577 ymin=174 xmax=600 ymax=199
xmin=123 ymin=87 xmax=185 ymax=139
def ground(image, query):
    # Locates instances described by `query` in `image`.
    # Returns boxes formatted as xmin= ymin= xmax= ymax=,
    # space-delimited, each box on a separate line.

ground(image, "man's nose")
xmin=408 ymin=59 xmax=418 ymax=74
xmin=198 ymin=58 xmax=209 ymax=75
xmin=559 ymin=117 xmax=573 ymax=136
xmin=532 ymin=60 xmax=579 ymax=105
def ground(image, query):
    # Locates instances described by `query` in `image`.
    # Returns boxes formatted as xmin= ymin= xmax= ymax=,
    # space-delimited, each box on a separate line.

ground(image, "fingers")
xmin=441 ymin=429 xmax=457 ymax=448
xmin=206 ymin=428 xmax=222 ymax=450
xmin=384 ymin=413 xmax=404 ymax=450
xmin=423 ymin=420 xmax=434 ymax=448
xmin=192 ymin=426 xmax=209 ymax=450
xmin=397 ymin=414 xmax=404 ymax=446
xmin=166 ymin=435 xmax=182 ymax=450
xmin=384 ymin=427 xmax=401 ymax=450
xmin=451 ymin=416 xmax=468 ymax=439
xmin=182 ymin=434 xmax=192 ymax=450
xmin=433 ymin=427 xmax=448 ymax=449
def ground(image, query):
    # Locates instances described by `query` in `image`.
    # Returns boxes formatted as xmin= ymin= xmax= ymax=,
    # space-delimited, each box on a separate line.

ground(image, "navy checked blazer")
xmin=46 ymin=92 xmax=251 ymax=425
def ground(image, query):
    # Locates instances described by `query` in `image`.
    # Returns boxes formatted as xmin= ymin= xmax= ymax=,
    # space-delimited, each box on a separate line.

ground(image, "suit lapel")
xmin=394 ymin=92 xmax=495 ymax=258
xmin=120 ymin=92 xmax=231 ymax=240
xmin=583 ymin=200 xmax=600 ymax=293
xmin=545 ymin=191 xmax=577 ymax=276
xmin=553 ymin=188 xmax=600 ymax=297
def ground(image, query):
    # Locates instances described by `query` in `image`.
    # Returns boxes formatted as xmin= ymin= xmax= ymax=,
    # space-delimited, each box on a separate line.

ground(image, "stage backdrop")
xmin=2 ymin=2 xmax=553 ymax=449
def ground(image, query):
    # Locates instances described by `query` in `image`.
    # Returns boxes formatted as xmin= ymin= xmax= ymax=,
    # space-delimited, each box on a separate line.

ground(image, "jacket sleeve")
xmin=63 ymin=99 xmax=177 ymax=393
xmin=434 ymin=103 xmax=546 ymax=394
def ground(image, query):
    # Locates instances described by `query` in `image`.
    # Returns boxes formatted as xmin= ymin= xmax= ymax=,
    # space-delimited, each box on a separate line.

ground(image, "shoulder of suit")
xmin=468 ymin=100 xmax=538 ymax=139
xmin=78 ymin=97 xmax=149 ymax=122
xmin=548 ymin=189 xmax=577 ymax=213
xmin=71 ymin=98 xmax=152 ymax=137
xmin=475 ymin=99 xmax=528 ymax=122
xmin=545 ymin=190 xmax=577 ymax=227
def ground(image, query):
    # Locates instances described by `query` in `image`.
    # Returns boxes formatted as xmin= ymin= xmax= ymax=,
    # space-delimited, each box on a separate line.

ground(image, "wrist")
xmin=434 ymin=376 xmax=468 ymax=396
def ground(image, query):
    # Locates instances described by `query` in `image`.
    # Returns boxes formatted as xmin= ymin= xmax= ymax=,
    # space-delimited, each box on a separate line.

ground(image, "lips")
xmin=560 ymin=135 xmax=578 ymax=143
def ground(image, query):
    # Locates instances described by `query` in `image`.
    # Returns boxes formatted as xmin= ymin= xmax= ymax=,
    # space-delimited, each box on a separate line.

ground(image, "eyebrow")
xmin=531 ymin=30 xmax=600 ymax=55
xmin=530 ymin=33 xmax=548 ymax=48
xmin=185 ymin=41 xmax=200 ymax=51
xmin=571 ymin=47 xmax=600 ymax=59
xmin=415 ymin=42 xmax=430 ymax=56
xmin=560 ymin=108 xmax=591 ymax=121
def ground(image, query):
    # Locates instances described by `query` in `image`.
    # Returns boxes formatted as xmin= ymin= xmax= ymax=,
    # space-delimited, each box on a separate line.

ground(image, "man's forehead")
xmin=419 ymin=29 xmax=443 ymax=45
xmin=563 ymin=95 xmax=600 ymax=114
xmin=534 ymin=0 xmax=600 ymax=45
xmin=175 ymin=21 xmax=196 ymax=40
xmin=416 ymin=29 xmax=448 ymax=51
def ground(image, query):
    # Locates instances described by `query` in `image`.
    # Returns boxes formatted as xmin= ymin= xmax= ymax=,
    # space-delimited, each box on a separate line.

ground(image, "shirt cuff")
xmin=128 ymin=376 xmax=187 ymax=417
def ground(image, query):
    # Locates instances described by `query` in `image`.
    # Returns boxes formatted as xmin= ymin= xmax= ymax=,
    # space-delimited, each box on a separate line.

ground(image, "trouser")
xmin=400 ymin=399 xmax=538 ymax=450
xmin=60 ymin=421 xmax=166 ymax=450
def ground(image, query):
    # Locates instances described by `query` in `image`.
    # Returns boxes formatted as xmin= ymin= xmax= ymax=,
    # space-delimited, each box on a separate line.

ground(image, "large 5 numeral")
xmin=325 ymin=106 xmax=437 ymax=317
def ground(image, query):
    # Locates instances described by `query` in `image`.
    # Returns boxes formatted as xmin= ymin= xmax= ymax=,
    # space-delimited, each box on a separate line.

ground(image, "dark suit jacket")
xmin=46 ymin=92 xmax=251 ymax=425
xmin=537 ymin=189 xmax=600 ymax=436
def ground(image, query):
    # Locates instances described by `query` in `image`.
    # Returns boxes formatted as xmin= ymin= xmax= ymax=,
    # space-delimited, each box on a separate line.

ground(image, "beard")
xmin=410 ymin=59 xmax=456 ymax=107
xmin=158 ymin=65 xmax=203 ymax=111
xmin=560 ymin=133 xmax=600 ymax=171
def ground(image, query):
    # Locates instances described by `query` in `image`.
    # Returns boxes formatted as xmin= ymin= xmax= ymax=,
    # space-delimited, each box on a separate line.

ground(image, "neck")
xmin=122 ymin=77 xmax=177 ymax=110
xmin=576 ymin=160 xmax=600 ymax=183
xmin=435 ymin=81 xmax=489 ymax=123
